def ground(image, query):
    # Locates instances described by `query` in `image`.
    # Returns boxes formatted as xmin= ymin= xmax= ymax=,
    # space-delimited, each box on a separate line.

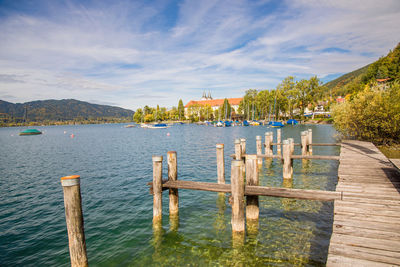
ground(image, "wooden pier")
xmin=326 ymin=140 xmax=400 ymax=266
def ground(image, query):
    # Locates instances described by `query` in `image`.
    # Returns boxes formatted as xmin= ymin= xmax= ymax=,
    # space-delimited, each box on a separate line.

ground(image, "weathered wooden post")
xmin=234 ymin=139 xmax=242 ymax=160
xmin=240 ymin=138 xmax=246 ymax=155
xmin=231 ymin=160 xmax=245 ymax=233
xmin=246 ymin=155 xmax=259 ymax=221
xmin=216 ymin=144 xmax=225 ymax=184
xmin=277 ymin=129 xmax=282 ymax=155
xmin=153 ymin=156 xmax=163 ymax=224
xmin=288 ymin=138 xmax=294 ymax=175
xmin=308 ymin=129 xmax=313 ymax=155
xmin=264 ymin=132 xmax=272 ymax=156
xmin=61 ymin=175 xmax=88 ymax=267
xmin=301 ymin=131 xmax=308 ymax=156
xmin=256 ymin=136 xmax=262 ymax=165
xmin=282 ymin=140 xmax=292 ymax=179
xmin=168 ymin=151 xmax=178 ymax=216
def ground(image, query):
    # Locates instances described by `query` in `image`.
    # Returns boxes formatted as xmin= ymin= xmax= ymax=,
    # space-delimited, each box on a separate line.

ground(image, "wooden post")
xmin=308 ymin=129 xmax=313 ymax=155
xmin=264 ymin=132 xmax=271 ymax=156
xmin=288 ymin=138 xmax=294 ymax=175
xmin=277 ymin=129 xmax=282 ymax=155
xmin=231 ymin=160 xmax=245 ymax=233
xmin=282 ymin=140 xmax=292 ymax=179
xmin=301 ymin=131 xmax=308 ymax=156
xmin=246 ymin=155 xmax=259 ymax=221
xmin=61 ymin=175 xmax=88 ymax=267
xmin=234 ymin=139 xmax=241 ymax=160
xmin=256 ymin=136 xmax=262 ymax=165
xmin=168 ymin=151 xmax=178 ymax=216
xmin=153 ymin=156 xmax=163 ymax=223
xmin=240 ymin=138 xmax=246 ymax=155
xmin=216 ymin=144 xmax=225 ymax=184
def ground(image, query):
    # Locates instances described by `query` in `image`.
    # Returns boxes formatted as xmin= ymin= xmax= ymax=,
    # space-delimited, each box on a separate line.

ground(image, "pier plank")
xmin=327 ymin=140 xmax=400 ymax=266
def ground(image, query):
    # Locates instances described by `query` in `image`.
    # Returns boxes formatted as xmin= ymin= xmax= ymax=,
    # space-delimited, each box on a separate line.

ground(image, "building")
xmin=184 ymin=91 xmax=243 ymax=117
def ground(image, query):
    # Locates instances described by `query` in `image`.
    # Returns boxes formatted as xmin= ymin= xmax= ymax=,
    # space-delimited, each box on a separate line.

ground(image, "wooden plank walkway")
xmin=327 ymin=140 xmax=400 ymax=266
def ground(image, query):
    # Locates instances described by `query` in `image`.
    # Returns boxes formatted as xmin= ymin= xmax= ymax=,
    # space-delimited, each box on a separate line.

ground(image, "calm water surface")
xmin=0 ymin=124 xmax=339 ymax=266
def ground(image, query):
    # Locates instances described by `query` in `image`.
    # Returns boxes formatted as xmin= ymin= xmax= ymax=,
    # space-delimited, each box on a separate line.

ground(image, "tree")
xmin=219 ymin=99 xmax=231 ymax=120
xmin=178 ymin=99 xmax=185 ymax=120
xmin=133 ymin=108 xmax=143 ymax=123
xmin=332 ymin=82 xmax=400 ymax=144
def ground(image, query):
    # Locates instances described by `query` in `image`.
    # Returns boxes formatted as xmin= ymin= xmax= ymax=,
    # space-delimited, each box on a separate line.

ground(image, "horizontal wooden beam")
xmin=152 ymin=180 xmax=342 ymax=201
xmin=291 ymin=155 xmax=340 ymax=160
xmin=310 ymin=143 xmax=341 ymax=146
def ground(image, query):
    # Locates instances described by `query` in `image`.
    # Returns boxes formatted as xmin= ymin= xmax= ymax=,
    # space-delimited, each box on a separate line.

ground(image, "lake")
xmin=0 ymin=123 xmax=340 ymax=266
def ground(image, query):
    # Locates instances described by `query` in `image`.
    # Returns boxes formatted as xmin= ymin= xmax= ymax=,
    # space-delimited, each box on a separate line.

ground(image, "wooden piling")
xmin=168 ymin=151 xmax=178 ymax=216
xmin=308 ymin=129 xmax=313 ymax=155
xmin=246 ymin=155 xmax=259 ymax=221
xmin=240 ymin=138 xmax=246 ymax=155
xmin=231 ymin=160 xmax=245 ymax=233
xmin=264 ymin=132 xmax=272 ymax=156
xmin=288 ymin=138 xmax=294 ymax=175
xmin=153 ymin=156 xmax=163 ymax=223
xmin=256 ymin=136 xmax=262 ymax=165
xmin=216 ymin=144 xmax=225 ymax=184
xmin=282 ymin=140 xmax=292 ymax=179
xmin=61 ymin=175 xmax=88 ymax=267
xmin=277 ymin=129 xmax=282 ymax=155
xmin=301 ymin=131 xmax=308 ymax=156
xmin=234 ymin=139 xmax=242 ymax=160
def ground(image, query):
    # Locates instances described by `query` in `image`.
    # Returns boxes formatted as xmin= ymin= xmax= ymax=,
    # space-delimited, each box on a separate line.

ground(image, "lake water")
xmin=0 ymin=123 xmax=339 ymax=266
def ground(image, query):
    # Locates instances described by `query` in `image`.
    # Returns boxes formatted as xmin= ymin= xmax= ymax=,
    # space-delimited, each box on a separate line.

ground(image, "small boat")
xmin=19 ymin=129 xmax=42 ymax=136
xmin=251 ymin=121 xmax=260 ymax=126
xmin=287 ymin=119 xmax=298 ymax=125
xmin=124 ymin=124 xmax=135 ymax=128
xmin=216 ymin=121 xmax=223 ymax=127
xmin=141 ymin=123 xmax=150 ymax=128
xmin=224 ymin=121 xmax=231 ymax=127
xmin=270 ymin=121 xmax=284 ymax=128
xmin=147 ymin=123 xmax=168 ymax=129
xmin=242 ymin=120 xmax=249 ymax=126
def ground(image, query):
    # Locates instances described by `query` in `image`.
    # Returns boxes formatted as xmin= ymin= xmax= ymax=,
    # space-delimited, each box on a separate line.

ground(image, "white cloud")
xmin=0 ymin=0 xmax=399 ymax=109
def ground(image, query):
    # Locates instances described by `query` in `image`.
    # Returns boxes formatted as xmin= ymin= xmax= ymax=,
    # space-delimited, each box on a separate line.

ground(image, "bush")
xmin=332 ymin=82 xmax=400 ymax=145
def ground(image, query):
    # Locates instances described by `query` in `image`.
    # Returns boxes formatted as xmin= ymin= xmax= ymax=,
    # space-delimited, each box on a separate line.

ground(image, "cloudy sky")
xmin=0 ymin=0 xmax=399 ymax=110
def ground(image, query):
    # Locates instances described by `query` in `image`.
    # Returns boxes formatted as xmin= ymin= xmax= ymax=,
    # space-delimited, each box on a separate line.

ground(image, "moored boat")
xmin=19 ymin=129 xmax=42 ymax=136
xmin=287 ymin=119 xmax=298 ymax=125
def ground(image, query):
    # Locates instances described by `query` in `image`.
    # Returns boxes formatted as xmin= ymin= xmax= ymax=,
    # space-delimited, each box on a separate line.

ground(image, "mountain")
xmin=0 ymin=99 xmax=134 ymax=121
xmin=325 ymin=64 xmax=370 ymax=91
xmin=325 ymin=42 xmax=400 ymax=96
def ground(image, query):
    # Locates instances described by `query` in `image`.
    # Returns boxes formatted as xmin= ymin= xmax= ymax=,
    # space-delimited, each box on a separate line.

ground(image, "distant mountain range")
xmin=0 ymin=99 xmax=134 ymax=121
xmin=325 ymin=64 xmax=370 ymax=91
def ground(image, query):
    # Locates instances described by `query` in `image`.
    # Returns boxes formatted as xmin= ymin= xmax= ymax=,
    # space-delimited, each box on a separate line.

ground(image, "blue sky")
xmin=0 ymin=0 xmax=399 ymax=110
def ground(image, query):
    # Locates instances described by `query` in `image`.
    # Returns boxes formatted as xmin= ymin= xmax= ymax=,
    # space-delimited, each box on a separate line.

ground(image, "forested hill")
xmin=325 ymin=64 xmax=369 ymax=91
xmin=324 ymin=42 xmax=400 ymax=96
xmin=0 ymin=99 xmax=134 ymax=121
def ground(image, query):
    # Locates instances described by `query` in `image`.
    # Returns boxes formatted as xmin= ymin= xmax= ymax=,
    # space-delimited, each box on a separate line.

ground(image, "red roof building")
xmin=184 ymin=98 xmax=243 ymax=109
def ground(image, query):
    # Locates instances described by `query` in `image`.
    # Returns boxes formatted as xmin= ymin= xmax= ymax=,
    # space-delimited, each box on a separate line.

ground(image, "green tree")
xmin=332 ymin=82 xmax=400 ymax=144
xmin=133 ymin=108 xmax=143 ymax=123
xmin=178 ymin=99 xmax=185 ymax=120
xmin=219 ymin=98 xmax=231 ymax=120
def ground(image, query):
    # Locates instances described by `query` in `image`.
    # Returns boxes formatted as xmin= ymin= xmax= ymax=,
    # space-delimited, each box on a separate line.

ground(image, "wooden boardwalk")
xmin=327 ymin=140 xmax=400 ymax=266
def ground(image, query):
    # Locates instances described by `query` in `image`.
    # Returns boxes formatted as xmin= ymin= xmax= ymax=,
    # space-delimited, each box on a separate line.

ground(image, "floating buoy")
xmin=64 ymin=131 xmax=67 ymax=134
xmin=70 ymin=134 xmax=75 ymax=138
xmin=167 ymin=133 xmax=170 ymax=136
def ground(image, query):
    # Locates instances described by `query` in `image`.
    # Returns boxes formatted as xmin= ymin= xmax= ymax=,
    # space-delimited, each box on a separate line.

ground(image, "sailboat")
xmin=19 ymin=106 xmax=42 ymax=136
xmin=268 ymin=94 xmax=284 ymax=128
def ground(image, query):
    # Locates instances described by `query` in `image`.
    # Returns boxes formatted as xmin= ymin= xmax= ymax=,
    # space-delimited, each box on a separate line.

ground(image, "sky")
xmin=0 ymin=0 xmax=399 ymax=110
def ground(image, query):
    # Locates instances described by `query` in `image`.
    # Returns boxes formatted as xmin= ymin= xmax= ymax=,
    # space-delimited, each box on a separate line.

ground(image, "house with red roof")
xmin=184 ymin=91 xmax=243 ymax=117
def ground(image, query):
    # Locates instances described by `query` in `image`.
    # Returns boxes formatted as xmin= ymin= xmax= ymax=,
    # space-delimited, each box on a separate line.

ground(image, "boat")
xmin=147 ymin=123 xmax=168 ymax=129
xmin=224 ymin=121 xmax=231 ymax=127
xmin=287 ymin=119 xmax=298 ymax=125
xmin=124 ymin=124 xmax=135 ymax=128
xmin=216 ymin=121 xmax=223 ymax=127
xmin=19 ymin=129 xmax=42 ymax=136
xmin=141 ymin=123 xmax=150 ymax=128
xmin=242 ymin=120 xmax=249 ymax=126
xmin=270 ymin=121 xmax=284 ymax=128
xmin=251 ymin=121 xmax=260 ymax=126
